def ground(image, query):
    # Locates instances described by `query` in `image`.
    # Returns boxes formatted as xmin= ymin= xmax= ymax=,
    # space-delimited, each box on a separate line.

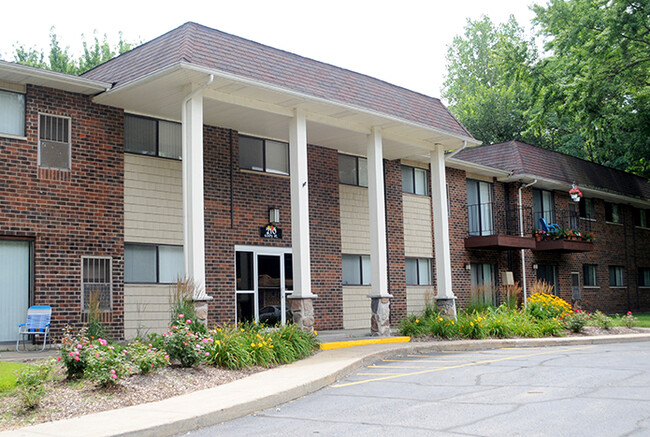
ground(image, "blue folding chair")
xmin=16 ymin=305 xmax=52 ymax=351
xmin=539 ymin=218 xmax=561 ymax=233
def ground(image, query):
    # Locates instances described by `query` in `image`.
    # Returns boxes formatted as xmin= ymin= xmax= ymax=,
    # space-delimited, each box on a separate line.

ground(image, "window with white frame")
xmin=338 ymin=154 xmax=368 ymax=187
xmin=402 ymin=165 xmax=429 ymax=195
xmin=342 ymin=254 xmax=371 ymax=285
xmin=124 ymin=114 xmax=182 ymax=159
xmin=0 ymin=89 xmax=25 ymax=137
xmin=405 ymin=258 xmax=432 ymax=285
xmin=82 ymin=257 xmax=112 ymax=311
xmin=39 ymin=113 xmax=71 ymax=170
xmin=583 ymin=264 xmax=597 ymax=286
xmin=239 ymin=135 xmax=289 ymax=175
xmin=124 ymin=243 xmax=184 ymax=283
xmin=609 ymin=266 xmax=624 ymax=287
xmin=467 ymin=179 xmax=494 ymax=236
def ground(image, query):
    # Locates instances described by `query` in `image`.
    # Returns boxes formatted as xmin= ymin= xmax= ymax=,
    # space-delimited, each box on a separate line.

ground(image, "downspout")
xmin=445 ymin=140 xmax=467 ymax=161
xmin=519 ymin=179 xmax=537 ymax=308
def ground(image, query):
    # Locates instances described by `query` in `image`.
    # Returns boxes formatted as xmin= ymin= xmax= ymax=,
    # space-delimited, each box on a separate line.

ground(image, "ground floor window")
xmin=470 ymin=263 xmax=496 ymax=306
xmin=638 ymin=268 xmax=650 ymax=287
xmin=342 ymin=254 xmax=371 ymax=285
xmin=609 ymin=266 xmax=625 ymax=287
xmin=583 ymin=264 xmax=597 ymax=287
xmin=405 ymin=258 xmax=432 ymax=285
xmin=82 ymin=257 xmax=112 ymax=311
xmin=235 ymin=246 xmax=293 ymax=325
xmin=124 ymin=243 xmax=183 ymax=283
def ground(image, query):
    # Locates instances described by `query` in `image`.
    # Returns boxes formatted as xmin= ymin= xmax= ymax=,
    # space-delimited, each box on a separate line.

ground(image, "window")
xmin=609 ymin=266 xmax=624 ymax=287
xmin=583 ymin=264 xmax=597 ymax=287
xmin=124 ymin=114 xmax=182 ymax=159
xmin=536 ymin=265 xmax=558 ymax=295
xmin=639 ymin=268 xmax=650 ymax=287
xmin=82 ymin=257 xmax=112 ymax=311
xmin=579 ymin=198 xmax=595 ymax=220
xmin=342 ymin=255 xmax=371 ymax=285
xmin=406 ymin=258 xmax=432 ymax=285
xmin=470 ymin=263 xmax=496 ymax=306
xmin=467 ymin=179 xmax=494 ymax=236
xmin=338 ymin=154 xmax=368 ymax=187
xmin=39 ymin=114 xmax=70 ymax=170
xmin=605 ymin=203 xmax=621 ymax=224
xmin=0 ymin=89 xmax=25 ymax=137
xmin=402 ymin=165 xmax=429 ymax=195
xmin=239 ymin=135 xmax=289 ymax=175
xmin=635 ymin=208 xmax=648 ymax=228
xmin=124 ymin=243 xmax=184 ymax=283
xmin=533 ymin=189 xmax=555 ymax=225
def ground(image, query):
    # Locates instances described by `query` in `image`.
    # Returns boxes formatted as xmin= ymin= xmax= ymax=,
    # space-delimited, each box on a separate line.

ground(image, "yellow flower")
xmin=415 ymin=319 xmax=419 ymax=323
xmin=251 ymin=343 xmax=255 ymax=347
xmin=258 ymin=342 xmax=263 ymax=347
xmin=215 ymin=340 xmax=221 ymax=345
xmin=437 ymin=317 xmax=443 ymax=322
xmin=470 ymin=322 xmax=474 ymax=327
xmin=314 ymin=330 xmax=318 ymax=335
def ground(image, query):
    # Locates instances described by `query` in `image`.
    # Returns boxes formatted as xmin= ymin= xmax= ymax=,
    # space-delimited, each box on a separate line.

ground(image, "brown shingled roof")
xmin=82 ymin=22 xmax=472 ymax=140
xmin=454 ymin=140 xmax=650 ymax=200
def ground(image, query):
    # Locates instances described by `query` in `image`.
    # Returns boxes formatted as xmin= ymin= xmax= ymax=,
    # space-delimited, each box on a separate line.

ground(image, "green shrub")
xmin=536 ymin=317 xmax=564 ymax=336
xmin=563 ymin=310 xmax=589 ymax=333
xmin=618 ymin=311 xmax=637 ymax=328
xmin=399 ymin=314 xmax=428 ymax=337
xmin=125 ymin=340 xmax=170 ymax=374
xmin=58 ymin=327 xmax=91 ymax=379
xmin=84 ymin=339 xmax=132 ymax=386
xmin=15 ymin=361 xmax=53 ymax=409
xmin=204 ymin=326 xmax=251 ymax=369
xmin=484 ymin=308 xmax=515 ymax=338
xmin=526 ymin=292 xmax=572 ymax=320
xmin=162 ymin=314 xmax=206 ymax=367
xmin=428 ymin=315 xmax=458 ymax=338
xmin=457 ymin=312 xmax=488 ymax=339
xmin=590 ymin=310 xmax=613 ymax=329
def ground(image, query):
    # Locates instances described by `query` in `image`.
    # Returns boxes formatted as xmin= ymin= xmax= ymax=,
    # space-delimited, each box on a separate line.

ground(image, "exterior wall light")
xmin=269 ymin=207 xmax=280 ymax=224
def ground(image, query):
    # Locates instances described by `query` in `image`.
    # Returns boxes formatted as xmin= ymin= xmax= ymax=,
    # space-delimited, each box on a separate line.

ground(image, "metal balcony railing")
xmin=533 ymin=209 xmax=594 ymax=235
xmin=467 ymin=203 xmax=534 ymax=238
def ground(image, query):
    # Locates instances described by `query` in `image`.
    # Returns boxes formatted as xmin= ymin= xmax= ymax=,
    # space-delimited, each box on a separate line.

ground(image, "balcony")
xmin=533 ymin=210 xmax=594 ymax=253
xmin=464 ymin=204 xmax=536 ymax=250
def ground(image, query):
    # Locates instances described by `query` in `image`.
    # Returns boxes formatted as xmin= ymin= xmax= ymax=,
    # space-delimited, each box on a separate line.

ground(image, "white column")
xmin=430 ymin=145 xmax=454 ymax=299
xmin=181 ymin=94 xmax=206 ymax=294
xmin=289 ymin=109 xmax=316 ymax=298
xmin=367 ymin=127 xmax=391 ymax=297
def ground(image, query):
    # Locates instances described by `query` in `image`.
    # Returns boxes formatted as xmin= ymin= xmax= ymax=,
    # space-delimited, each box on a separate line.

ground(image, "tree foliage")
xmin=443 ymin=1 xmax=650 ymax=178
xmin=12 ymin=27 xmax=134 ymax=76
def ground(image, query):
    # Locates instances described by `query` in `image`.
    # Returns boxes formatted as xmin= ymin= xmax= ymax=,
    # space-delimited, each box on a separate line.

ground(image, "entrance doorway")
xmin=235 ymin=247 xmax=293 ymax=325
xmin=0 ymin=240 xmax=32 ymax=341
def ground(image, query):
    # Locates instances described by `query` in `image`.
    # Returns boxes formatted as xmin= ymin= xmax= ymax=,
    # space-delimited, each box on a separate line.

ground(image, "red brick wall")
xmin=0 ymin=85 xmax=124 ymax=339
xmin=385 ymin=160 xmax=406 ymax=323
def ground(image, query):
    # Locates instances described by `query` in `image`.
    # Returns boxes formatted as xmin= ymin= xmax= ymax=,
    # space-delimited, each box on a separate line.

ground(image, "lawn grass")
xmin=633 ymin=313 xmax=650 ymax=327
xmin=0 ymin=362 xmax=29 ymax=393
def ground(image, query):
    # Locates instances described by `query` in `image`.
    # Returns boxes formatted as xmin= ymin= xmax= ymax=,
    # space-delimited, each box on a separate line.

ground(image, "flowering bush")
xmin=204 ymin=326 xmax=252 ymax=370
xmin=457 ymin=313 xmax=487 ymax=339
xmin=162 ymin=314 xmax=206 ymax=367
xmin=84 ymin=339 xmax=131 ymax=386
xmin=562 ymin=310 xmax=589 ymax=333
xmin=619 ymin=311 xmax=637 ymax=328
xmin=58 ymin=327 xmax=91 ymax=379
xmin=590 ymin=310 xmax=613 ymax=329
xmin=428 ymin=315 xmax=459 ymax=338
xmin=125 ymin=340 xmax=170 ymax=374
xmin=527 ymin=292 xmax=572 ymax=320
xmin=398 ymin=315 xmax=428 ymax=337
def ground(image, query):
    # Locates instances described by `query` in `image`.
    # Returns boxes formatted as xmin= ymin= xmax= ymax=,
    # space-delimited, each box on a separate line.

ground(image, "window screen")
xmin=158 ymin=120 xmax=182 ymax=159
xmin=125 ymin=115 xmax=157 ymax=155
xmin=82 ymin=257 xmax=112 ymax=311
xmin=265 ymin=139 xmax=289 ymax=174
xmin=39 ymin=114 xmax=70 ymax=169
xmin=239 ymin=136 xmax=265 ymax=171
xmin=0 ymin=90 xmax=25 ymax=136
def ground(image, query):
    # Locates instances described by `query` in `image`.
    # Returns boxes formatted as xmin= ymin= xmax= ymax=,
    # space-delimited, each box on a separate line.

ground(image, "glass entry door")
xmin=235 ymin=247 xmax=292 ymax=325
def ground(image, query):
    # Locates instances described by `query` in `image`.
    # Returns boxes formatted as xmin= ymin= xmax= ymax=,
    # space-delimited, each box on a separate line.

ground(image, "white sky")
xmin=0 ymin=0 xmax=541 ymax=99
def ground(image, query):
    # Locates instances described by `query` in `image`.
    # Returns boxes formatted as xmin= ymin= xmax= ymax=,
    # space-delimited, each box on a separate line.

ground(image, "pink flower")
xmin=111 ymin=374 xmax=117 ymax=379
xmin=68 ymin=352 xmax=74 ymax=357
xmin=178 ymin=314 xmax=184 ymax=319
xmin=95 ymin=353 xmax=100 ymax=357
xmin=205 ymin=352 xmax=209 ymax=356
xmin=76 ymin=344 xmax=82 ymax=349
xmin=56 ymin=356 xmax=61 ymax=361
xmin=98 ymin=338 xmax=108 ymax=346
xmin=74 ymin=356 xmax=80 ymax=361
xmin=186 ymin=319 xmax=192 ymax=324
xmin=164 ymin=354 xmax=169 ymax=360
xmin=110 ymin=369 xmax=116 ymax=374
xmin=151 ymin=363 xmax=154 ymax=367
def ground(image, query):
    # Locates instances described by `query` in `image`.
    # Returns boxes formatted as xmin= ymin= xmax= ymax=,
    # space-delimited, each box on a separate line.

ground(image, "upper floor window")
xmin=124 ymin=114 xmax=181 ymax=160
xmin=467 ymin=179 xmax=494 ymax=236
xmin=583 ymin=264 xmax=597 ymax=287
xmin=0 ymin=89 xmax=25 ymax=137
xmin=401 ymin=165 xmax=429 ymax=195
xmin=239 ymin=135 xmax=289 ymax=175
xmin=635 ymin=208 xmax=648 ymax=228
xmin=605 ymin=203 xmax=621 ymax=224
xmin=579 ymin=198 xmax=595 ymax=220
xmin=342 ymin=254 xmax=371 ymax=285
xmin=533 ymin=189 xmax=554 ymax=224
xmin=39 ymin=114 xmax=71 ymax=170
xmin=338 ymin=154 xmax=367 ymax=187
xmin=124 ymin=243 xmax=184 ymax=283
xmin=609 ymin=266 xmax=624 ymax=287
xmin=405 ymin=258 xmax=432 ymax=285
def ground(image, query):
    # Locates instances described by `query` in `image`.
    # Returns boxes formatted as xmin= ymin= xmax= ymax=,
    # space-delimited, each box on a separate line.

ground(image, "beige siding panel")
xmin=124 ymin=284 xmax=174 ymax=340
xmin=406 ymin=286 xmax=435 ymax=315
xmin=403 ymin=194 xmax=433 ymax=258
xmin=342 ymin=286 xmax=371 ymax=329
xmin=340 ymin=185 xmax=370 ymax=254
xmin=124 ymin=154 xmax=183 ymax=245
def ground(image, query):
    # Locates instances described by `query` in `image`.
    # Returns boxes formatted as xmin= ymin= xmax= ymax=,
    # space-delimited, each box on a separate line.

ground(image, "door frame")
xmin=234 ymin=245 xmax=292 ymax=324
xmin=0 ymin=238 xmax=34 ymax=342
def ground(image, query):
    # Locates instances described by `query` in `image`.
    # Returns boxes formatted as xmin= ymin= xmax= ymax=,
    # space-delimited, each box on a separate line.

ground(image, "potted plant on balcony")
xmin=582 ymin=232 xmax=595 ymax=242
xmin=550 ymin=227 xmax=566 ymax=240
xmin=569 ymin=184 xmax=583 ymax=202
xmin=533 ymin=229 xmax=548 ymax=242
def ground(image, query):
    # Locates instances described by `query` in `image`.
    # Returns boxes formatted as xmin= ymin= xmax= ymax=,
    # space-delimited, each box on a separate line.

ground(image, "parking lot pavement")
xmin=182 ymin=342 xmax=650 ymax=437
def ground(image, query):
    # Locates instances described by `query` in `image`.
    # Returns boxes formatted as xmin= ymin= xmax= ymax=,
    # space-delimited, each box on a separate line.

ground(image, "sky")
xmin=0 ymin=0 xmax=542 ymax=99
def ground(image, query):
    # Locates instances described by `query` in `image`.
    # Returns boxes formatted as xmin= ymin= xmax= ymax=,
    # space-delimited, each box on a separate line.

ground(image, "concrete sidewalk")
xmin=3 ymin=332 xmax=650 ymax=437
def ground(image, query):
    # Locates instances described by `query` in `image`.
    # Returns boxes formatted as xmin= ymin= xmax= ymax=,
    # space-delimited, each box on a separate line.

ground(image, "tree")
xmin=11 ymin=27 xmax=135 ymax=75
xmin=442 ymin=15 xmax=539 ymax=145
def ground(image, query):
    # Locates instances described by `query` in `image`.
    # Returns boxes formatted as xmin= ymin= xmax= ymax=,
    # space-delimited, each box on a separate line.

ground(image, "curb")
xmin=4 ymin=333 xmax=650 ymax=437
xmin=320 ymin=336 xmax=411 ymax=350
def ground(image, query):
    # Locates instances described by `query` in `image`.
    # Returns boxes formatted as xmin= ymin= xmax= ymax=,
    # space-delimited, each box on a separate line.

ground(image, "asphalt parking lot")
xmin=183 ymin=341 xmax=650 ymax=436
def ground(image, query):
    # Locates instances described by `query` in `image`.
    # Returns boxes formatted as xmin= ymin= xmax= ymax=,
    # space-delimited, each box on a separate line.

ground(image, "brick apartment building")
xmin=0 ymin=23 xmax=648 ymax=341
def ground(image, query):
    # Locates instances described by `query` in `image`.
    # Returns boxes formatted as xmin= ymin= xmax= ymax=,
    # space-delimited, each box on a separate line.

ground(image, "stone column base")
xmin=434 ymin=297 xmax=457 ymax=319
xmin=288 ymin=297 xmax=315 ymax=333
xmin=369 ymin=296 xmax=391 ymax=336
xmin=193 ymin=296 xmax=213 ymax=329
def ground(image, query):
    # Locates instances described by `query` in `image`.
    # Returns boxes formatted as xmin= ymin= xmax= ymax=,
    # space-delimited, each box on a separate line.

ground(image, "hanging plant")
xmin=569 ymin=184 xmax=582 ymax=202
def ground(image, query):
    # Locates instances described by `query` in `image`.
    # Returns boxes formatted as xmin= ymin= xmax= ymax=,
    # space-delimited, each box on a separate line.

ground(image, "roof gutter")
xmin=445 ymin=140 xmax=467 ymax=160
xmin=0 ymin=60 xmax=111 ymax=93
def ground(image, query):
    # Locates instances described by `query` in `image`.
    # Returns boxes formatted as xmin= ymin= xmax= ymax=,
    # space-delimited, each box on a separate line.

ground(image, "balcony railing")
xmin=467 ymin=203 xmax=534 ymax=237
xmin=533 ymin=209 xmax=594 ymax=235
